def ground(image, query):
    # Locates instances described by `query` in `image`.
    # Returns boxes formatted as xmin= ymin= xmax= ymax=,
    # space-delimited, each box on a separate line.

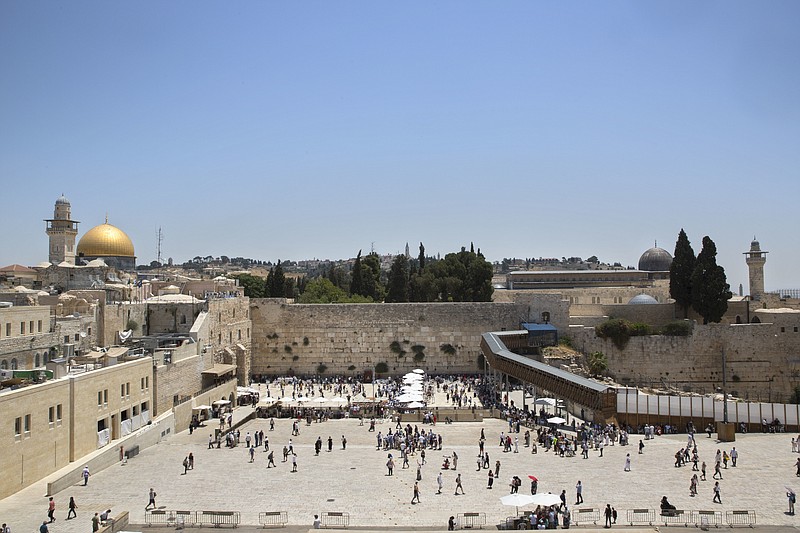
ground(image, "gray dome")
xmin=55 ymin=194 xmax=70 ymax=205
xmin=638 ymin=246 xmax=673 ymax=271
xmin=628 ymin=294 xmax=659 ymax=305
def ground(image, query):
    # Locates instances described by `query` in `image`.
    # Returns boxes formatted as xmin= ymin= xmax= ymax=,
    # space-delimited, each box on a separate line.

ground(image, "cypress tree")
xmin=690 ymin=236 xmax=732 ymax=324
xmin=386 ymin=255 xmax=409 ymax=303
xmin=350 ymin=250 xmax=365 ymax=297
xmin=670 ymin=229 xmax=696 ymax=318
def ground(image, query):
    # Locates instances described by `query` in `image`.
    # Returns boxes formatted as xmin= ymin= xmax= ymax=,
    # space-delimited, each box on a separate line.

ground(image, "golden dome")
xmin=77 ymin=222 xmax=135 ymax=258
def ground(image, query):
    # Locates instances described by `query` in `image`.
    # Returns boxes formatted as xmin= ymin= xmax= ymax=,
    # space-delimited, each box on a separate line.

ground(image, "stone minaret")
xmin=744 ymin=237 xmax=768 ymax=301
xmin=44 ymin=195 xmax=79 ymax=265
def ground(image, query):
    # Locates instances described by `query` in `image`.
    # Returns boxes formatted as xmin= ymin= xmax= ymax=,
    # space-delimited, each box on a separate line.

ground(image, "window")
xmin=64 ymin=335 xmax=69 ymax=344
xmin=30 ymin=321 xmax=34 ymax=334
xmin=10 ymin=359 xmax=17 ymax=370
xmin=141 ymin=377 xmax=145 ymax=392
xmin=142 ymin=401 xmax=149 ymax=412
xmin=20 ymin=322 xmax=25 ymax=334
xmin=5 ymin=323 xmax=10 ymax=336
xmin=37 ymin=320 xmax=42 ymax=332
xmin=0 ymin=360 xmax=7 ymax=370
xmin=49 ymin=406 xmax=55 ymax=427
xmin=87 ymin=327 xmax=92 ymax=336
xmin=15 ymin=417 xmax=22 ymax=437
xmin=35 ymin=353 xmax=40 ymax=367
xmin=145 ymin=376 xmax=149 ymax=389
xmin=126 ymin=382 xmax=130 ymax=398
xmin=133 ymin=405 xmax=139 ymax=416
xmin=56 ymin=404 xmax=62 ymax=423
xmin=238 ymin=329 xmax=242 ymax=340
xmin=781 ymin=327 xmax=786 ymax=333
xmin=24 ymin=414 xmax=31 ymax=434
xmin=74 ymin=333 xmax=80 ymax=341
xmin=180 ymin=315 xmax=186 ymax=325
xmin=103 ymin=389 xmax=108 ymax=406
xmin=121 ymin=384 xmax=125 ymax=400
xmin=98 ymin=391 xmax=103 ymax=407
xmin=795 ymin=327 xmax=798 ymax=333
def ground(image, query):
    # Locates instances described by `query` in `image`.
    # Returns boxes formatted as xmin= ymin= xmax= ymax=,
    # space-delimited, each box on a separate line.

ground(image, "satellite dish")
xmin=80 ymin=332 xmax=87 ymax=338
xmin=73 ymin=312 xmax=80 ymax=318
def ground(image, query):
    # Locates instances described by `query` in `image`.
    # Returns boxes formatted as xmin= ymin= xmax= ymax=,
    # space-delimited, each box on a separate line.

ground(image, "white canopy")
xmin=534 ymin=398 xmax=557 ymax=406
xmin=193 ymin=405 xmax=212 ymax=410
xmin=212 ymin=399 xmax=231 ymax=406
xmin=412 ymin=368 xmax=425 ymax=374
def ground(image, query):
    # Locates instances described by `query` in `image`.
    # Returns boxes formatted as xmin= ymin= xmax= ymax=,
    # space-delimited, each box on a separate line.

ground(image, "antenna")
xmin=156 ymin=227 xmax=164 ymax=266
xmin=371 ymin=242 xmax=375 ymax=254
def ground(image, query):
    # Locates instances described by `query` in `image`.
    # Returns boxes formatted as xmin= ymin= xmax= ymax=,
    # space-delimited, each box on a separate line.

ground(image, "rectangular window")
xmin=38 ymin=320 xmax=43 ymax=332
xmin=21 ymin=322 xmax=25 ymax=334
xmin=145 ymin=376 xmax=149 ymax=389
xmin=142 ymin=401 xmax=149 ymax=412
xmin=15 ymin=417 xmax=22 ymax=437
xmin=5 ymin=323 xmax=10 ymax=337
xmin=121 ymin=384 xmax=125 ymax=400
xmin=133 ymin=405 xmax=139 ymax=416
xmin=30 ymin=321 xmax=34 ymax=334
xmin=141 ymin=377 xmax=145 ymax=391
xmin=88 ymin=327 xmax=91 ymax=336
xmin=103 ymin=389 xmax=108 ymax=406
xmin=126 ymin=382 xmax=130 ymax=398
xmin=64 ymin=335 xmax=69 ymax=344
xmin=56 ymin=404 xmax=62 ymax=422
xmin=74 ymin=333 xmax=80 ymax=341
xmin=24 ymin=414 xmax=31 ymax=434
xmin=98 ymin=391 xmax=103 ymax=407
xmin=49 ymin=406 xmax=55 ymax=425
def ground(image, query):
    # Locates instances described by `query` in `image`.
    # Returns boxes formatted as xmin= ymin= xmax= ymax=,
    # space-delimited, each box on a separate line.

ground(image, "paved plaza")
xmin=1 ymin=385 xmax=799 ymax=532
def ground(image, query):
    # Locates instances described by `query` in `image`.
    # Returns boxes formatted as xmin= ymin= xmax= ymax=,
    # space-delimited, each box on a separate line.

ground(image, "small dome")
xmin=638 ymin=246 xmax=673 ymax=271
xmin=55 ymin=194 xmax=70 ymax=205
xmin=77 ymin=222 xmax=135 ymax=258
xmin=628 ymin=294 xmax=659 ymax=305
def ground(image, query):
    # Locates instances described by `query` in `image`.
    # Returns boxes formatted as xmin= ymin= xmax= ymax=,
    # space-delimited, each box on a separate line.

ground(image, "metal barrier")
xmin=145 ymin=510 xmax=174 ymax=527
xmin=321 ymin=512 xmax=350 ymax=529
xmin=627 ymin=508 xmax=655 ymax=526
xmin=174 ymin=511 xmax=197 ymax=528
xmin=661 ymin=510 xmax=690 ymax=527
xmin=198 ymin=511 xmax=240 ymax=528
xmin=259 ymin=512 xmax=288 ymax=528
xmin=693 ymin=510 xmax=722 ymax=528
xmin=725 ymin=510 xmax=756 ymax=528
xmin=573 ymin=508 xmax=599 ymax=526
xmin=457 ymin=512 xmax=486 ymax=529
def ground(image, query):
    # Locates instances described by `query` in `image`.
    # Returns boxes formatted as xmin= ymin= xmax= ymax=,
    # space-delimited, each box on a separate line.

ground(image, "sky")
xmin=1 ymin=1 xmax=799 ymax=291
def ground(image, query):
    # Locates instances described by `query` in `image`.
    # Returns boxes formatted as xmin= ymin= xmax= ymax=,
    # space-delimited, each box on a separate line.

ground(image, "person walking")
xmin=731 ymin=447 xmax=738 ymax=467
xmin=182 ymin=456 xmax=189 ymax=474
xmin=487 ymin=470 xmax=494 ymax=489
xmin=638 ymin=440 xmax=644 ymax=454
xmin=701 ymin=461 xmax=707 ymax=481
xmin=291 ymin=453 xmax=298 ymax=472
xmin=188 ymin=453 xmax=194 ymax=470
xmin=789 ymin=490 xmax=796 ymax=515
xmin=47 ymin=497 xmax=56 ymax=523
xmin=454 ymin=473 xmax=465 ymax=495
xmin=495 ymin=460 xmax=501 ymax=477
xmin=82 ymin=466 xmax=90 ymax=486
xmin=604 ymin=504 xmax=612 ymax=528
xmin=341 ymin=435 xmax=347 ymax=450
xmin=208 ymin=434 xmax=214 ymax=449
xmin=624 ymin=453 xmax=631 ymax=472
xmin=267 ymin=450 xmax=276 ymax=468
xmin=713 ymin=482 xmax=722 ymax=504
xmin=145 ymin=488 xmax=157 ymax=510
xmin=249 ymin=446 xmax=256 ymax=463
xmin=437 ymin=472 xmax=444 ymax=494
xmin=411 ymin=482 xmax=421 ymax=504
xmin=576 ymin=481 xmax=583 ymax=504
xmin=67 ymin=496 xmax=77 ymax=520
xmin=92 ymin=513 xmax=100 ymax=533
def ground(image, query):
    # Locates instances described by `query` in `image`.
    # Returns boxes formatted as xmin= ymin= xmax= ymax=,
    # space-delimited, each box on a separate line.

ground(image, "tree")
xmin=670 ymin=229 xmax=696 ymax=318
xmin=362 ymin=252 xmax=385 ymax=301
xmin=234 ymin=273 xmax=266 ymax=298
xmin=350 ymin=250 xmax=365 ymax=297
xmin=418 ymin=242 xmax=426 ymax=272
xmin=691 ymin=236 xmax=732 ymax=324
xmin=386 ymin=255 xmax=409 ymax=303
xmin=586 ymin=351 xmax=608 ymax=377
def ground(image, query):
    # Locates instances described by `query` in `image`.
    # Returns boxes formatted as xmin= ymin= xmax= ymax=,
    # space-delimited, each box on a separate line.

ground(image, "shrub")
xmin=292 ymin=355 xmax=299 ymax=361
xmin=440 ymin=343 xmax=457 ymax=355
xmin=630 ymin=322 xmax=651 ymax=336
xmin=284 ymin=345 xmax=292 ymax=353
xmin=596 ymin=318 xmax=632 ymax=350
xmin=125 ymin=319 xmax=139 ymax=332
xmin=375 ymin=362 xmax=389 ymax=374
xmin=413 ymin=352 xmax=425 ymax=362
xmin=389 ymin=341 xmax=403 ymax=354
xmin=303 ymin=337 xmax=310 ymax=346
xmin=411 ymin=344 xmax=425 ymax=354
xmin=587 ymin=351 xmax=609 ymax=377
xmin=559 ymin=335 xmax=573 ymax=349
xmin=316 ymin=364 xmax=327 ymax=374
xmin=347 ymin=365 xmax=356 ymax=371
xmin=662 ymin=321 xmax=692 ymax=337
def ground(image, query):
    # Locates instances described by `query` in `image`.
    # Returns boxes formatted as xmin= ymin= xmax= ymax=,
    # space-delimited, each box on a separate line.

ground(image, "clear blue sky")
xmin=2 ymin=1 xmax=799 ymax=291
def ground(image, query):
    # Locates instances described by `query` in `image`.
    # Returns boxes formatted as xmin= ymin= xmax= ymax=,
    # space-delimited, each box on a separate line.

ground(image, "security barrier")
xmin=627 ymin=508 xmax=655 ymax=526
xmin=259 ymin=511 xmax=288 ymax=528
xmin=145 ymin=510 xmax=174 ymax=527
xmin=573 ymin=508 xmax=599 ymax=526
xmin=693 ymin=510 xmax=722 ymax=528
xmin=661 ymin=509 xmax=690 ymax=527
xmin=725 ymin=510 xmax=756 ymax=528
xmin=321 ymin=512 xmax=350 ymax=529
xmin=457 ymin=512 xmax=486 ymax=529
xmin=198 ymin=511 xmax=240 ymax=528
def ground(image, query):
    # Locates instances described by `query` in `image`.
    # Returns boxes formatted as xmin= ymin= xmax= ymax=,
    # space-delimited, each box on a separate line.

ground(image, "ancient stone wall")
xmin=250 ymin=299 xmax=530 ymax=377
xmin=568 ymin=319 xmax=800 ymax=402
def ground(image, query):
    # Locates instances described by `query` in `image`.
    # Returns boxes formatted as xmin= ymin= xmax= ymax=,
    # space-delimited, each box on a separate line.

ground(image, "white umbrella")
xmin=278 ymin=397 xmax=295 ymax=403
xmin=534 ymin=398 xmax=557 ymax=406
xmin=212 ymin=400 xmax=231 ymax=405
xmin=500 ymin=493 xmax=537 ymax=515
xmin=330 ymin=396 xmax=348 ymax=404
xmin=547 ymin=416 xmax=566 ymax=425
xmin=404 ymin=373 xmax=423 ymax=380
xmin=193 ymin=405 xmax=212 ymax=410
xmin=412 ymin=368 xmax=425 ymax=374
xmin=313 ymin=397 xmax=328 ymax=403
xmin=406 ymin=401 xmax=425 ymax=408
xmin=296 ymin=396 xmax=310 ymax=403
xmin=529 ymin=493 xmax=562 ymax=507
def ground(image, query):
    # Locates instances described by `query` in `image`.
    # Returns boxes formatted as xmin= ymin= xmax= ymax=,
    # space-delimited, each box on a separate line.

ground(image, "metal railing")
xmin=197 ymin=511 xmax=240 ymax=528
xmin=725 ymin=510 xmax=756 ymax=528
xmin=259 ymin=511 xmax=288 ymax=528
xmin=627 ymin=508 xmax=655 ymax=526
xmin=457 ymin=512 xmax=486 ymax=529
xmin=694 ymin=510 xmax=723 ymax=528
xmin=320 ymin=512 xmax=349 ymax=529
xmin=661 ymin=509 xmax=690 ymax=527
xmin=572 ymin=508 xmax=600 ymax=526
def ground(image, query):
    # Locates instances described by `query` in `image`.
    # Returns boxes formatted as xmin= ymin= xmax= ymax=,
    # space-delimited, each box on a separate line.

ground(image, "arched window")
xmin=735 ymin=315 xmax=742 ymax=324
xmin=10 ymin=358 xmax=18 ymax=370
xmin=751 ymin=316 xmax=761 ymax=324
xmin=35 ymin=353 xmax=40 ymax=367
xmin=0 ymin=360 xmax=7 ymax=370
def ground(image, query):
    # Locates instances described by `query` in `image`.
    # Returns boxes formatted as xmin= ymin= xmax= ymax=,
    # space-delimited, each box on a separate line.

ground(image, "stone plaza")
xmin=0 ymin=384 xmax=798 ymax=533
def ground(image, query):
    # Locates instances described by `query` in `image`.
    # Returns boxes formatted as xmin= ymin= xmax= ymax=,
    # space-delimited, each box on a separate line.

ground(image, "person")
xmin=624 ymin=453 xmax=631 ymax=472
xmin=183 ymin=456 xmax=189 ymax=474
xmin=100 ymin=509 xmax=112 ymax=524
xmin=67 ymin=496 xmax=77 ymax=519
xmin=40 ymin=521 xmax=49 ymax=533
xmin=455 ymin=473 xmax=464 ymax=495
xmin=291 ymin=453 xmax=298 ymax=472
xmin=701 ymin=461 xmax=707 ymax=481
xmin=789 ymin=490 xmax=796 ymax=515
xmin=612 ymin=507 xmax=617 ymax=524
xmin=713 ymin=482 xmax=722 ymax=504
xmin=188 ymin=452 xmax=194 ymax=469
xmin=387 ymin=456 xmax=394 ymax=476
xmin=660 ymin=496 xmax=676 ymax=512
xmin=341 ymin=435 xmax=347 ymax=450
xmin=576 ymin=480 xmax=583 ymax=504
xmin=437 ymin=472 xmax=444 ymax=494
xmin=411 ymin=481 xmax=421 ymax=504
xmin=313 ymin=515 xmax=321 ymax=529
xmin=249 ymin=446 xmax=255 ymax=462
xmin=452 ymin=451 xmax=458 ymax=470
xmin=487 ymin=470 xmax=494 ymax=489
xmin=328 ymin=436 xmax=333 ymax=452
xmin=563 ymin=506 xmax=571 ymax=529
xmin=531 ymin=478 xmax=538 ymax=495
xmin=1 ymin=523 xmax=9 ymax=533
xmin=267 ymin=450 xmax=276 ymax=468
xmin=146 ymin=488 xmax=157 ymax=510
xmin=731 ymin=447 xmax=738 ymax=467
xmin=495 ymin=460 xmax=501 ymax=477
xmin=82 ymin=466 xmax=90 ymax=486
xmin=208 ymin=434 xmax=214 ymax=449
xmin=638 ymin=440 xmax=644 ymax=454
xmin=47 ymin=497 xmax=56 ymax=523
xmin=604 ymin=504 xmax=612 ymax=528
xmin=448 ymin=516 xmax=456 ymax=531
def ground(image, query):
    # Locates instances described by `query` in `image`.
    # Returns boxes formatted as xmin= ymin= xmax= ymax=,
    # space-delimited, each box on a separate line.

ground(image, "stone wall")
xmin=154 ymin=354 xmax=205 ymax=417
xmin=250 ymin=299 xmax=531 ymax=377
xmin=569 ymin=318 xmax=800 ymax=402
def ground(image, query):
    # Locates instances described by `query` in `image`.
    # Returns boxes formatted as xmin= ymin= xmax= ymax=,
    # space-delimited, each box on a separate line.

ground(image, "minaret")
xmin=44 ymin=195 xmax=79 ymax=265
xmin=743 ymin=237 xmax=768 ymax=301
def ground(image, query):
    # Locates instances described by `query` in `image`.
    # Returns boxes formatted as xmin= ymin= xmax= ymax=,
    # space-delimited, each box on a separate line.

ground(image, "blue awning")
xmin=521 ymin=323 xmax=557 ymax=332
